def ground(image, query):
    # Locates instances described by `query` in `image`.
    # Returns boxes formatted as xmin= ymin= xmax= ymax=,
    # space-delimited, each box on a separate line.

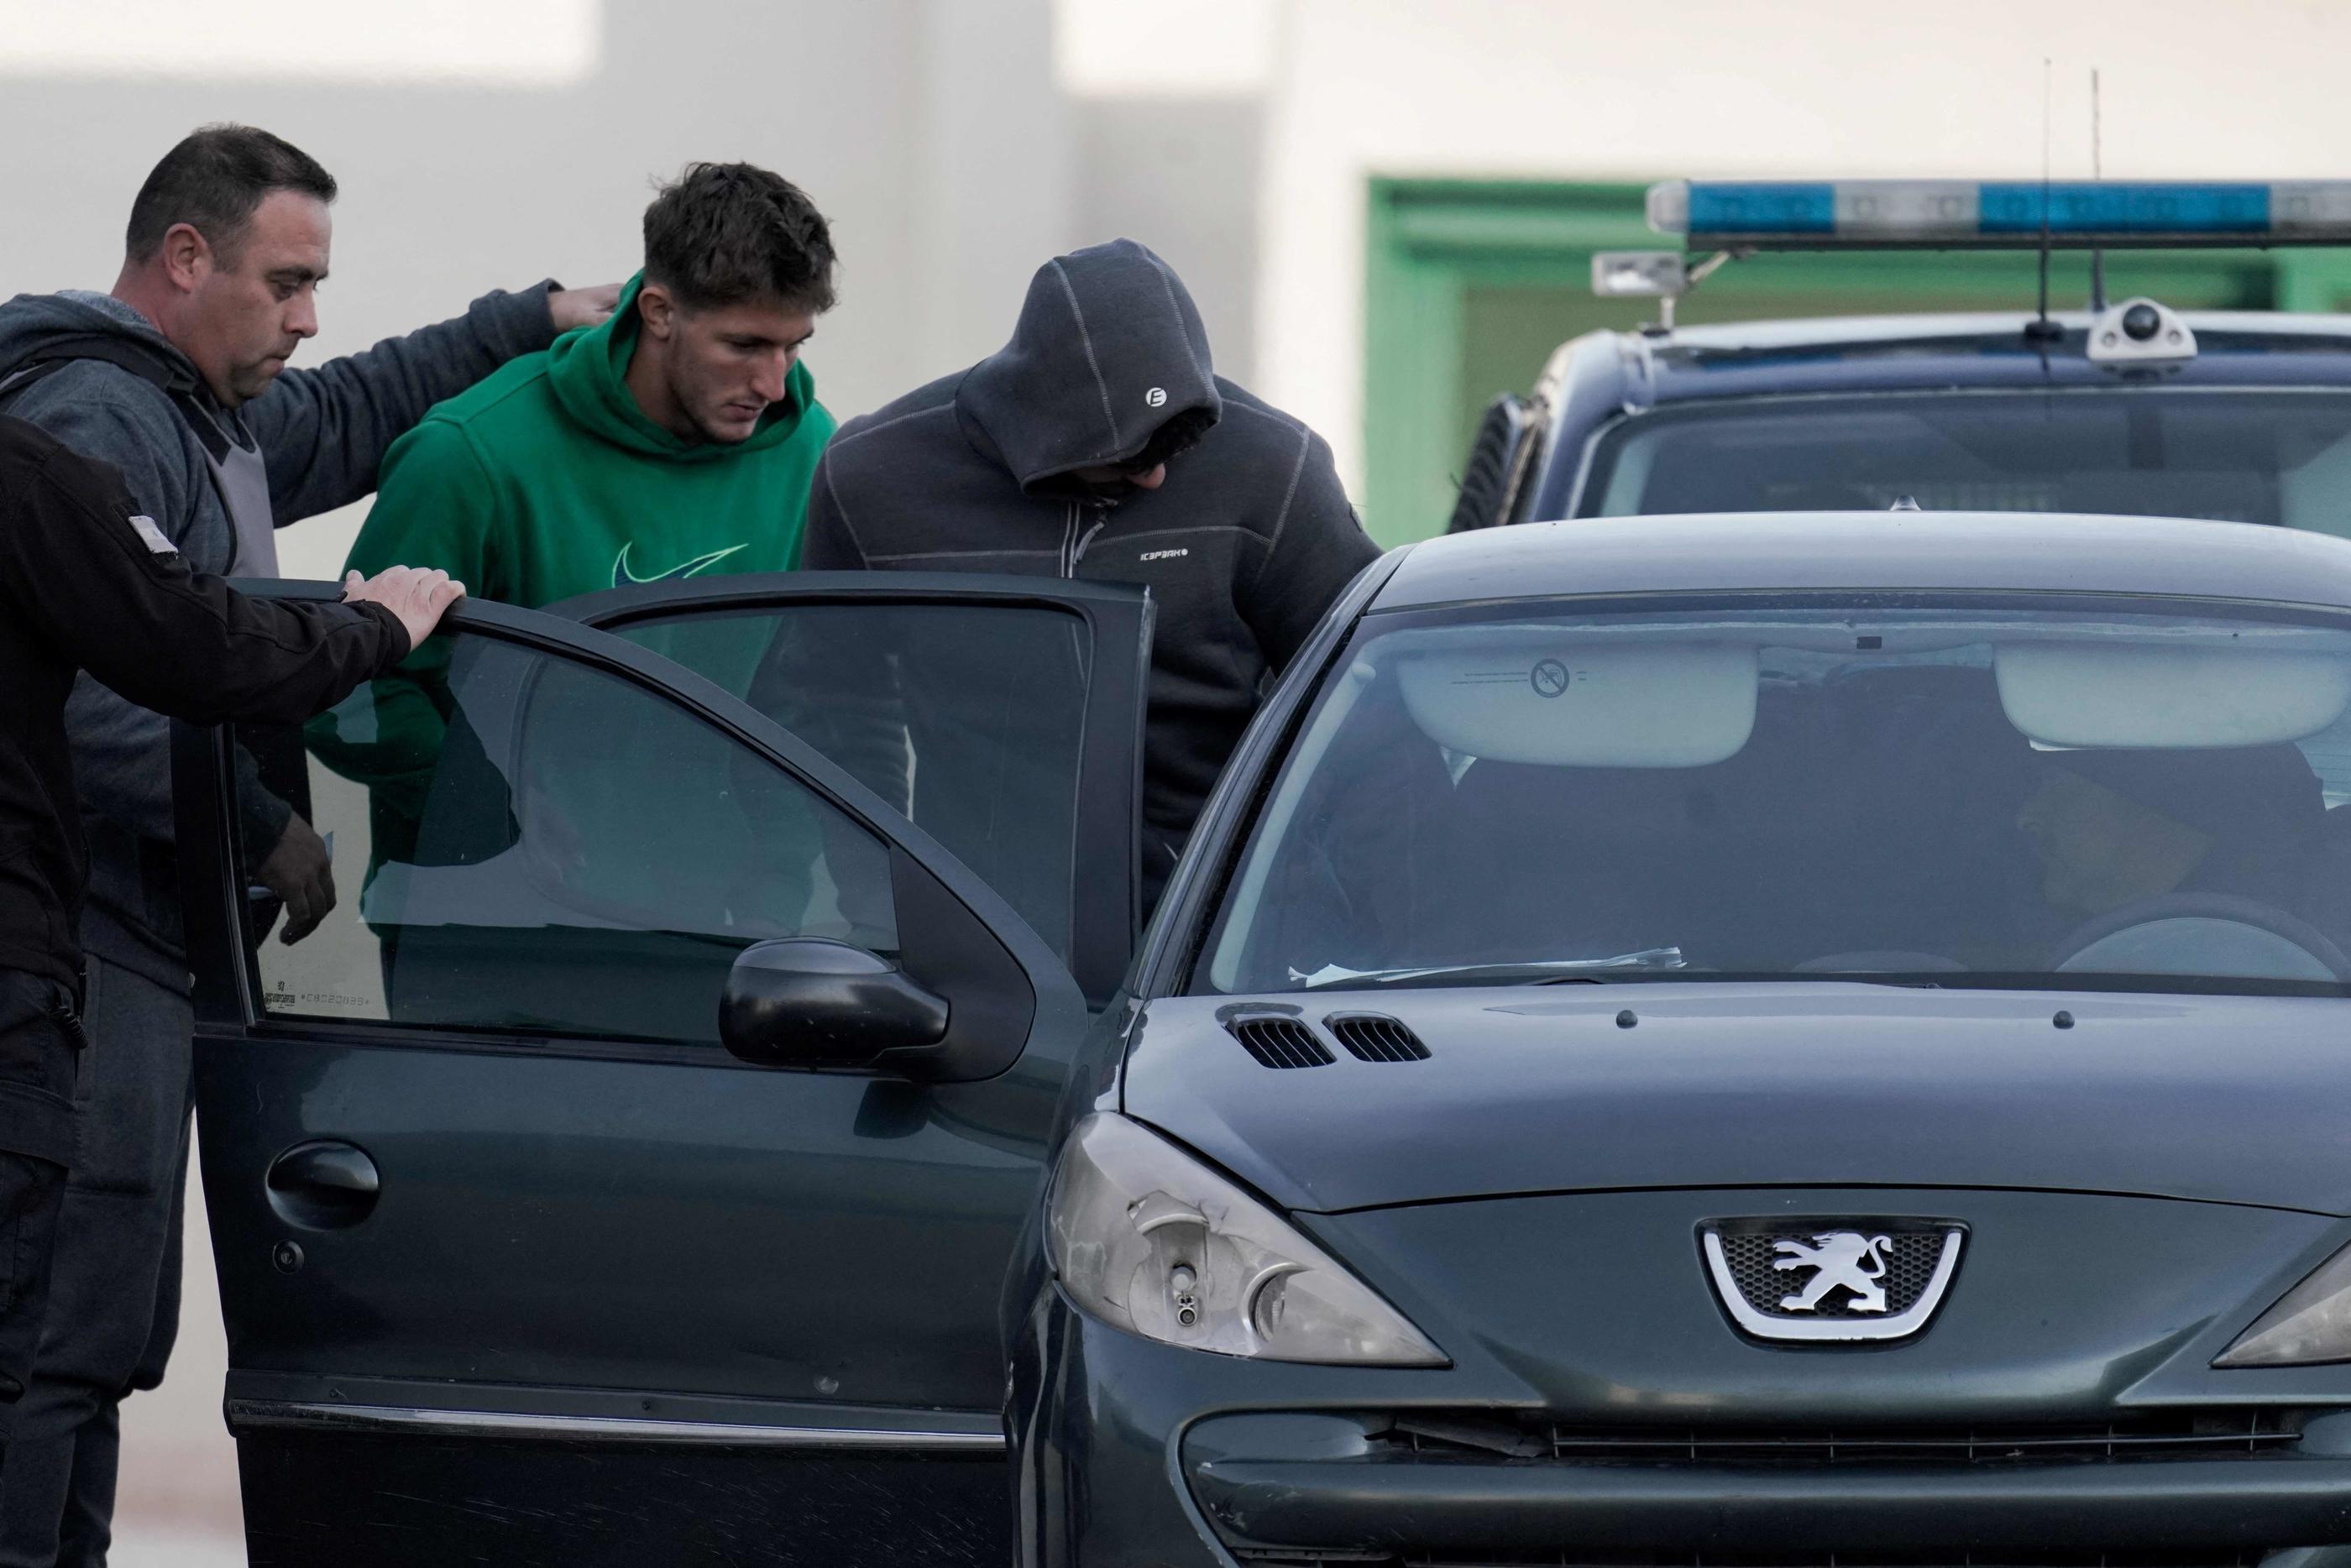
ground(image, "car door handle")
xmin=265 ymin=1140 xmax=380 ymax=1230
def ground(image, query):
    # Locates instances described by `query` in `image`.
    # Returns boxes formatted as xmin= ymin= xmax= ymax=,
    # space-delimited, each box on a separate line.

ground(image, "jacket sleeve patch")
xmin=126 ymin=514 xmax=178 ymax=556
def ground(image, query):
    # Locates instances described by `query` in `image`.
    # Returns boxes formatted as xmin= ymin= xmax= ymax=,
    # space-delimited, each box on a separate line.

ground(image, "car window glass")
xmin=243 ymin=630 xmax=896 ymax=1046
xmin=610 ymin=604 xmax=1092 ymax=967
xmin=1203 ymin=599 xmax=2351 ymax=997
xmin=1581 ymin=392 xmax=2351 ymax=535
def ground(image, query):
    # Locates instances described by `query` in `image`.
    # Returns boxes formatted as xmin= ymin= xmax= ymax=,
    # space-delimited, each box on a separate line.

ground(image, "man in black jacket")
xmin=0 ymin=124 xmax=607 ymax=1565
xmin=0 ymin=416 xmax=457 ymax=1521
xmin=799 ymin=239 xmax=1380 ymax=907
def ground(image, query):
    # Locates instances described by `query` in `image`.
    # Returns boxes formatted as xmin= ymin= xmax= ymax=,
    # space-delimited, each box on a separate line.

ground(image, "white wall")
xmin=1055 ymin=0 xmax=1278 ymax=384
xmin=1257 ymin=0 xmax=2351 ymax=494
xmin=0 ymin=0 xmax=1076 ymax=579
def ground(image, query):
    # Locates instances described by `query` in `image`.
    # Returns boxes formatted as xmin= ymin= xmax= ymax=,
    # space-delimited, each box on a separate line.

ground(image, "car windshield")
xmin=1200 ymin=597 xmax=2351 ymax=996
xmin=1578 ymin=392 xmax=2351 ymax=533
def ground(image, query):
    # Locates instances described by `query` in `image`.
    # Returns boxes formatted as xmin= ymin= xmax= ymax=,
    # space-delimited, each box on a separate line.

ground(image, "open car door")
xmin=172 ymin=577 xmax=1150 ymax=1567
xmin=550 ymin=572 xmax=1151 ymax=1005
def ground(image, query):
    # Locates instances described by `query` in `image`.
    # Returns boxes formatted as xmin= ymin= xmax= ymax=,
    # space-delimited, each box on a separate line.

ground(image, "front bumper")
xmin=1005 ymin=1184 xmax=2351 ymax=1567
xmin=1012 ymin=1283 xmax=2351 ymax=1566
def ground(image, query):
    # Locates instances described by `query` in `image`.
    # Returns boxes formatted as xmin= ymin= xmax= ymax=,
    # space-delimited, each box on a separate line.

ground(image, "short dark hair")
xmin=642 ymin=163 xmax=836 ymax=315
xmin=124 ymin=124 xmax=337 ymax=265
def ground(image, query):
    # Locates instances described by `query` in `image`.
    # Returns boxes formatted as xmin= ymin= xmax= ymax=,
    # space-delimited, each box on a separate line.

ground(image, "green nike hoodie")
xmin=343 ymin=270 xmax=832 ymax=604
xmin=317 ymin=274 xmax=835 ymax=896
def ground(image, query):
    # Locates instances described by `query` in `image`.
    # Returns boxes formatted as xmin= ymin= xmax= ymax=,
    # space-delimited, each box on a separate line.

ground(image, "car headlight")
xmin=1045 ymin=1112 xmax=1447 ymax=1367
xmin=2217 ymin=1242 xmax=2351 ymax=1367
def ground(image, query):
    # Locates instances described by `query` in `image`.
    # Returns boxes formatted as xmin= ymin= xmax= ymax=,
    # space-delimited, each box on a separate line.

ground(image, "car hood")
xmin=1119 ymin=985 xmax=2351 ymax=1215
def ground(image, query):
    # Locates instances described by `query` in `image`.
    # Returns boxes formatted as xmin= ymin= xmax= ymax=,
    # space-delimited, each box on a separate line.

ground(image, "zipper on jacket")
xmin=45 ymin=993 xmax=86 ymax=1053
xmin=1071 ymin=513 xmax=1107 ymax=574
xmin=1066 ymin=503 xmax=1108 ymax=578
xmin=1059 ymin=502 xmax=1079 ymax=578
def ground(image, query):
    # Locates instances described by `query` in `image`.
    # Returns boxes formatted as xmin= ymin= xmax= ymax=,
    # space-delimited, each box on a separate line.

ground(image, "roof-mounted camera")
xmin=2088 ymin=295 xmax=2197 ymax=364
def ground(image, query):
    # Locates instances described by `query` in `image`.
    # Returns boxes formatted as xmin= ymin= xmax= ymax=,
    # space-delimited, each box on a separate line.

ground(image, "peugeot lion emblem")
xmin=1774 ymin=1232 xmax=1892 ymax=1313
xmin=1699 ymin=1220 xmax=1965 ymax=1343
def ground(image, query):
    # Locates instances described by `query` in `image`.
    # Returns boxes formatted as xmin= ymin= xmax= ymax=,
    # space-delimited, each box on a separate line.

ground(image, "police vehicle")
xmin=1448 ymin=179 xmax=2351 ymax=533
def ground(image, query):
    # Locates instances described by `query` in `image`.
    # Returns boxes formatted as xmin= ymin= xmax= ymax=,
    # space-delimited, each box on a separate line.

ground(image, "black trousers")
xmin=0 ymin=970 xmax=76 ymax=1407
xmin=0 ymin=955 xmax=191 ymax=1568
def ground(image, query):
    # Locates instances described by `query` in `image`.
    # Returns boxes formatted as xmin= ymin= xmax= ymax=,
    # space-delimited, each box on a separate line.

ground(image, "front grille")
xmin=1714 ymin=1228 xmax=1945 ymax=1320
xmin=1383 ymin=1409 xmax=2305 ymax=1466
xmin=1216 ymin=1414 xmax=2312 ymax=1568
xmin=1227 ymin=1016 xmax=1335 ymax=1069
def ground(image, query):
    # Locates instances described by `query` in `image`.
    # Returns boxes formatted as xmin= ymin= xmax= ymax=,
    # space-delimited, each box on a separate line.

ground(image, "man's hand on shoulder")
xmin=549 ymin=283 xmax=624 ymax=333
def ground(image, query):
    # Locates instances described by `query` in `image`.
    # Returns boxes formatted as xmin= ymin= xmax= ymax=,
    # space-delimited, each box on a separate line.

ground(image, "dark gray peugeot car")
xmin=1004 ymin=512 xmax=2351 ymax=1565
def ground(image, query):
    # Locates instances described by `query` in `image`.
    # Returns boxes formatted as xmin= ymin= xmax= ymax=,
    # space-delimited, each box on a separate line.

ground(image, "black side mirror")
xmin=720 ymin=938 xmax=951 ymax=1074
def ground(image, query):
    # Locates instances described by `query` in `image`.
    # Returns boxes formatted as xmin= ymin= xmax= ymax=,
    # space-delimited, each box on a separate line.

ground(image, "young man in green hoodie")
xmin=343 ymin=159 xmax=835 ymax=601
xmin=317 ymin=163 xmax=837 ymax=938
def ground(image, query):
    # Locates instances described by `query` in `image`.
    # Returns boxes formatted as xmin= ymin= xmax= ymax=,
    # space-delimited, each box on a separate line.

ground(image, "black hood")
xmin=956 ymin=238 xmax=1220 ymax=494
xmin=1123 ymin=985 xmax=2351 ymax=1216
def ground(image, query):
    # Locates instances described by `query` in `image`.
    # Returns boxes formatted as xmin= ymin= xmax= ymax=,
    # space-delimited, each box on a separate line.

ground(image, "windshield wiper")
xmin=1291 ymin=948 xmax=1688 ymax=989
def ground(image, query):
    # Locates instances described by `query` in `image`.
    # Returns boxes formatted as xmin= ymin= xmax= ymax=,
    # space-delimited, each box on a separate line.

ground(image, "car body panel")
xmin=231 ymin=1428 xmax=1010 ymax=1568
xmin=192 ymin=1034 xmax=1065 ymax=1403
xmin=174 ymin=583 xmax=1149 ymax=1566
xmin=1120 ymin=987 xmax=2351 ymax=1217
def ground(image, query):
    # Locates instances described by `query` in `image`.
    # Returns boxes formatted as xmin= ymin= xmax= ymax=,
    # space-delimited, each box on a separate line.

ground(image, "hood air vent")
xmin=1326 ymin=1014 xmax=1432 ymax=1063
xmin=1225 ymin=1016 xmax=1333 ymax=1069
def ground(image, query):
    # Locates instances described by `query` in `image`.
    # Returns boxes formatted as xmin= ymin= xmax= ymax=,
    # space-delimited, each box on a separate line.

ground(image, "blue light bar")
xmin=1648 ymin=179 xmax=2351 ymax=250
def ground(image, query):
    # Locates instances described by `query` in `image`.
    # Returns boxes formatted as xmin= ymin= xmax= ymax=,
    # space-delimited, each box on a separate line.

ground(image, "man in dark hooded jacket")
xmin=798 ymin=239 xmax=1380 ymax=907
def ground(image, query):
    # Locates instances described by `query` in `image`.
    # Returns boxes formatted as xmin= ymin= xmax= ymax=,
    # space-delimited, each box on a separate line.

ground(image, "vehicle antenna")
xmin=2026 ymin=57 xmax=2061 ymax=342
xmin=2088 ymin=67 xmax=2108 ymax=312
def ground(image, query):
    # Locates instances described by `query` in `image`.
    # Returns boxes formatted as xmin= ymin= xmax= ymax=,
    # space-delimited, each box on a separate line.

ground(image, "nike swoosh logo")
xmin=613 ymin=541 xmax=750 ymax=588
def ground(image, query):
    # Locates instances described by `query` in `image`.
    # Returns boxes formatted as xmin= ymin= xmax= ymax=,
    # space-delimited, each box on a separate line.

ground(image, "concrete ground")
xmin=108 ymin=1137 xmax=244 ymax=1565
